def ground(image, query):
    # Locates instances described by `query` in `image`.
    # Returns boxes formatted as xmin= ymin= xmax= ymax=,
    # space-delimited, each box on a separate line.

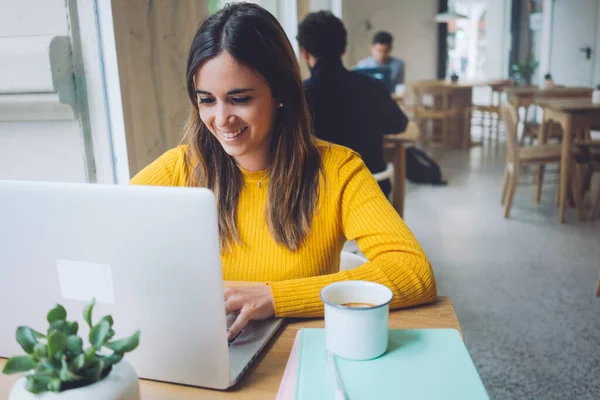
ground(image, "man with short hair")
xmin=298 ymin=12 xmax=407 ymax=197
xmin=356 ymin=31 xmax=405 ymax=86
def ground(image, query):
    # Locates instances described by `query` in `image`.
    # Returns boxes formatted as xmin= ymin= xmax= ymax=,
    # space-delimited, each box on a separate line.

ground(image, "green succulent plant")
xmin=1 ymin=299 xmax=140 ymax=394
xmin=511 ymin=57 xmax=539 ymax=86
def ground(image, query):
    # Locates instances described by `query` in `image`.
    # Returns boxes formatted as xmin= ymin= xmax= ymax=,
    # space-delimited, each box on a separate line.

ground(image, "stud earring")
xmin=278 ymin=102 xmax=284 ymax=108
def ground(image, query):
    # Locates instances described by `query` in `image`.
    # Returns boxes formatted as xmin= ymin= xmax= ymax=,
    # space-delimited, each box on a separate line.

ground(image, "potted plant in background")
xmin=511 ymin=57 xmax=539 ymax=86
xmin=2 ymin=299 xmax=140 ymax=399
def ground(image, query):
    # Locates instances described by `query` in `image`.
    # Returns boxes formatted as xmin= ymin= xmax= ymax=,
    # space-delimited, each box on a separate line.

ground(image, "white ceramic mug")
xmin=320 ymin=280 xmax=393 ymax=360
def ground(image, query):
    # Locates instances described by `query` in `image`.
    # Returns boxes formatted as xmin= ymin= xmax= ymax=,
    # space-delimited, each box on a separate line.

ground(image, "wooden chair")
xmin=519 ymin=105 xmax=536 ymax=146
xmin=392 ymin=92 xmax=414 ymax=116
xmin=522 ymin=89 xmax=594 ymax=145
xmin=410 ymin=83 xmax=460 ymax=147
xmin=574 ymin=140 xmax=600 ymax=219
xmin=372 ymin=162 xmax=394 ymax=203
xmin=464 ymin=80 xmax=513 ymax=146
xmin=500 ymin=105 xmax=585 ymax=219
xmin=340 ymin=251 xmax=367 ymax=271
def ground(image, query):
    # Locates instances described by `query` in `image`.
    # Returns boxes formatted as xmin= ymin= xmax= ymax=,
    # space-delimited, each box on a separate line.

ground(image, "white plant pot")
xmin=9 ymin=361 xmax=140 ymax=400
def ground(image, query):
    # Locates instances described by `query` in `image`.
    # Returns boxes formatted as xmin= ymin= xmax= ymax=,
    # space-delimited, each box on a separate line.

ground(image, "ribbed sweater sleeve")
xmin=268 ymin=150 xmax=436 ymax=317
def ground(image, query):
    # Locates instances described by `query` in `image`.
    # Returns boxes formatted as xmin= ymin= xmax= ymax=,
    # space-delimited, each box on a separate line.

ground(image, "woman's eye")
xmin=199 ymin=97 xmax=215 ymax=104
xmin=231 ymin=96 xmax=251 ymax=104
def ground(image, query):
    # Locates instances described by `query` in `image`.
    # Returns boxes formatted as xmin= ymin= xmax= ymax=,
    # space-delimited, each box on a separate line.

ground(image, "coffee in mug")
xmin=340 ymin=302 xmax=377 ymax=308
xmin=320 ymin=280 xmax=393 ymax=360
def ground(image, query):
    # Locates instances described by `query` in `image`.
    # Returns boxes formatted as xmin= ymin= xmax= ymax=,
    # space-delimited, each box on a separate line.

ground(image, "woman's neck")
xmin=234 ymin=154 xmax=269 ymax=172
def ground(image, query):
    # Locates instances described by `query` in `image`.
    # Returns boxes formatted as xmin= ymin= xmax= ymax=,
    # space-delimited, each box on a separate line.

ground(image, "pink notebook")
xmin=275 ymin=330 xmax=301 ymax=400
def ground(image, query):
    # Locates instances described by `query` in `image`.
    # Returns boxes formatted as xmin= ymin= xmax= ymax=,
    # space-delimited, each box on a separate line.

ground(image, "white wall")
xmin=342 ymin=0 xmax=439 ymax=81
xmin=538 ymin=0 xmax=600 ymax=86
xmin=0 ymin=0 xmax=123 ymax=183
xmin=0 ymin=1 xmax=88 ymax=182
xmin=480 ymin=0 xmax=511 ymax=80
xmin=595 ymin=0 xmax=600 ymax=85
xmin=310 ymin=0 xmax=341 ymax=16
xmin=538 ymin=0 xmax=553 ymax=83
xmin=0 ymin=122 xmax=88 ymax=182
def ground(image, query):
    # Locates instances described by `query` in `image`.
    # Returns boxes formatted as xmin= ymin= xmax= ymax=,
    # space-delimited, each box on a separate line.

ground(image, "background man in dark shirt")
xmin=297 ymin=11 xmax=408 ymax=196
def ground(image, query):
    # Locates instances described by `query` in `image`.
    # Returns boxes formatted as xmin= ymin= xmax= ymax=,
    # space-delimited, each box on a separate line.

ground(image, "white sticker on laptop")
xmin=56 ymin=259 xmax=116 ymax=303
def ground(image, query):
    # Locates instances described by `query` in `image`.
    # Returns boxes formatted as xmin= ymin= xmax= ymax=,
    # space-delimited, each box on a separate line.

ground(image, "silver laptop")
xmin=0 ymin=180 xmax=283 ymax=389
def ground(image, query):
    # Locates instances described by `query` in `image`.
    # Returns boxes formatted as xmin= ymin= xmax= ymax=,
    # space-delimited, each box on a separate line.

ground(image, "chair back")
xmin=372 ymin=163 xmax=394 ymax=202
xmin=339 ymin=251 xmax=367 ymax=271
xmin=500 ymin=104 xmax=520 ymax=167
xmin=411 ymin=83 xmax=453 ymax=110
xmin=489 ymin=80 xmax=514 ymax=106
xmin=404 ymin=121 xmax=422 ymax=141
xmin=372 ymin=163 xmax=394 ymax=181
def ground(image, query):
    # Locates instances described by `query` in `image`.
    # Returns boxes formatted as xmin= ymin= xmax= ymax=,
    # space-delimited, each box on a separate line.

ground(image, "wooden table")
xmin=391 ymin=92 xmax=405 ymax=105
xmin=535 ymin=98 xmax=600 ymax=223
xmin=384 ymin=122 xmax=420 ymax=217
xmin=505 ymin=87 xmax=594 ymax=146
xmin=408 ymin=80 xmax=474 ymax=148
xmin=505 ymin=87 xmax=593 ymax=109
xmin=407 ymin=79 xmax=511 ymax=149
xmin=1 ymin=297 xmax=460 ymax=399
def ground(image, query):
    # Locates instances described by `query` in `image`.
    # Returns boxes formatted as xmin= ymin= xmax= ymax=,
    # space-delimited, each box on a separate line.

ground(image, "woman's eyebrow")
xmin=194 ymin=88 xmax=255 ymax=95
xmin=227 ymin=88 xmax=255 ymax=95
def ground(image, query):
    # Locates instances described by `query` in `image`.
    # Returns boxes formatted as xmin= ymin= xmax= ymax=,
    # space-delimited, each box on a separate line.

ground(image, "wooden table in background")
xmin=536 ymin=98 xmax=600 ymax=223
xmin=404 ymin=79 xmax=513 ymax=149
xmin=384 ymin=122 xmax=420 ymax=217
xmin=0 ymin=297 xmax=460 ymax=399
xmin=392 ymin=92 xmax=405 ymax=106
xmin=505 ymin=86 xmax=593 ymax=109
xmin=411 ymin=80 xmax=474 ymax=148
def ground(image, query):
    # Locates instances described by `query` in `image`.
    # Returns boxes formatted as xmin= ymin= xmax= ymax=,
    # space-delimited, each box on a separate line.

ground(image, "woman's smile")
xmin=217 ymin=126 xmax=248 ymax=140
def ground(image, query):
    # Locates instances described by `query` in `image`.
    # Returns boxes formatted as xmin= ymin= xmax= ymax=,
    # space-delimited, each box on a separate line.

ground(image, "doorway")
xmin=549 ymin=0 xmax=598 ymax=86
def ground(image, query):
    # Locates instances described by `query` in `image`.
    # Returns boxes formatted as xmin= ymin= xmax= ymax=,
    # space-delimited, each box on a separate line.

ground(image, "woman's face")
xmin=194 ymin=51 xmax=278 ymax=171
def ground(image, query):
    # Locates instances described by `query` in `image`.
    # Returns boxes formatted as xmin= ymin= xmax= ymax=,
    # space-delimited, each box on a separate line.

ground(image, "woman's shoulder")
xmin=160 ymin=145 xmax=189 ymax=163
xmin=315 ymin=139 xmax=363 ymax=169
xmin=130 ymin=145 xmax=190 ymax=186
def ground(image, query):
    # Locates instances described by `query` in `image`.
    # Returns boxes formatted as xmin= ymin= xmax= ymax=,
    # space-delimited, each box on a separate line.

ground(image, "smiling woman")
xmin=183 ymin=3 xmax=320 ymax=253
xmin=193 ymin=53 xmax=279 ymax=172
xmin=130 ymin=2 xmax=437 ymax=339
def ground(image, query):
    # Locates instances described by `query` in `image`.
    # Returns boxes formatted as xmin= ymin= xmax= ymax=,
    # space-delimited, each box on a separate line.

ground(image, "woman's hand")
xmin=224 ymin=284 xmax=275 ymax=339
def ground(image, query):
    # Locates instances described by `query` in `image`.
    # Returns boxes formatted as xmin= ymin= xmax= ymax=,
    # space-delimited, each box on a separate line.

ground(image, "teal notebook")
xmin=296 ymin=328 xmax=489 ymax=400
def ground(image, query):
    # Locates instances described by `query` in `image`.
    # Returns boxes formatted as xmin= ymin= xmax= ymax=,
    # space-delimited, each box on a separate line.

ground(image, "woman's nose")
xmin=215 ymin=103 xmax=236 ymax=127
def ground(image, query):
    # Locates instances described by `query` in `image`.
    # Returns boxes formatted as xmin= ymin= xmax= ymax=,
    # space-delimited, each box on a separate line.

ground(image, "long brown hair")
xmin=183 ymin=2 xmax=321 ymax=251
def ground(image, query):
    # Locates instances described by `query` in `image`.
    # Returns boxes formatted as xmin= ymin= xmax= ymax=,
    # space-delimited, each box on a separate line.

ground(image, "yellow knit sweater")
xmin=130 ymin=140 xmax=436 ymax=317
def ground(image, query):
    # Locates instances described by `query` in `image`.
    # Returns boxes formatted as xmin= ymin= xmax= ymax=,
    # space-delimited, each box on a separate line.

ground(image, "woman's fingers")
xmin=228 ymin=308 xmax=252 ymax=339
xmin=223 ymin=285 xmax=276 ymax=340
xmin=225 ymin=291 xmax=245 ymax=315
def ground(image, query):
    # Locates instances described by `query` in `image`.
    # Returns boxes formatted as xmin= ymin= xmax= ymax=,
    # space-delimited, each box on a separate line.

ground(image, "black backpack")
xmin=405 ymin=147 xmax=447 ymax=185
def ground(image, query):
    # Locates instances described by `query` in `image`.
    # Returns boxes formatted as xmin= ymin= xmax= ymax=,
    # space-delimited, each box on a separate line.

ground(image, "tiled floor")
xmin=403 ymin=138 xmax=600 ymax=399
